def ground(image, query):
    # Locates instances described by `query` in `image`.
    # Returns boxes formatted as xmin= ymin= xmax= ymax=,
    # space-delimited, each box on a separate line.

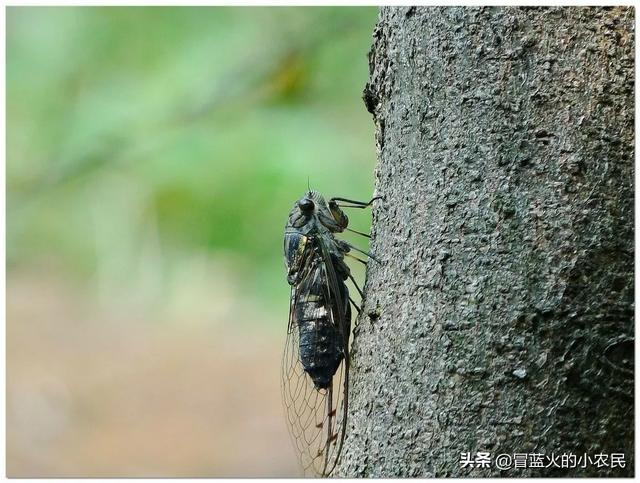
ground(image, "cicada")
xmin=282 ymin=190 xmax=377 ymax=477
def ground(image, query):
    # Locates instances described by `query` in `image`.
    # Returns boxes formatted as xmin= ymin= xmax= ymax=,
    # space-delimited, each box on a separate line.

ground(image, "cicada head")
xmin=287 ymin=192 xmax=317 ymax=230
xmin=287 ymin=190 xmax=348 ymax=233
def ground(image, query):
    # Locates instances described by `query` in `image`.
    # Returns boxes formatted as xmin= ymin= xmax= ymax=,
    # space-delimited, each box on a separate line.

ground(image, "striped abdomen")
xmin=295 ymin=262 xmax=346 ymax=390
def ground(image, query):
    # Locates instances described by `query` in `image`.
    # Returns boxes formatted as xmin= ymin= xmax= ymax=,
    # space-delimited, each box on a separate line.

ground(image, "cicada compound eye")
xmin=298 ymin=198 xmax=315 ymax=214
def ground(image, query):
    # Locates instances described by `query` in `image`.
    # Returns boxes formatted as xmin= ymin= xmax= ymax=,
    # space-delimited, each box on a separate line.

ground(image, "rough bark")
xmin=337 ymin=6 xmax=634 ymax=477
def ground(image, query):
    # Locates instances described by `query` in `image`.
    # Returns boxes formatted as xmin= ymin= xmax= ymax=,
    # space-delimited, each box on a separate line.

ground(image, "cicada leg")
xmin=329 ymin=196 xmax=383 ymax=209
xmin=349 ymin=295 xmax=362 ymax=314
xmin=345 ymin=227 xmax=371 ymax=238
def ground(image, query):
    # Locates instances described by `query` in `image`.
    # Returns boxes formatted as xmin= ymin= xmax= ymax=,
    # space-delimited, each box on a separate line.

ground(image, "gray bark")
xmin=337 ymin=6 xmax=634 ymax=477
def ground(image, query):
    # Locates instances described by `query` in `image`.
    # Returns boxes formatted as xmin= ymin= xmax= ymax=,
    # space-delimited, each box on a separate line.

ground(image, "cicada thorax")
xmin=283 ymin=231 xmax=309 ymax=286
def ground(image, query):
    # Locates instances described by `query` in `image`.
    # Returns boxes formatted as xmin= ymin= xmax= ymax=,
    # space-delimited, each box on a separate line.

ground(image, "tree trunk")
xmin=337 ymin=6 xmax=634 ymax=477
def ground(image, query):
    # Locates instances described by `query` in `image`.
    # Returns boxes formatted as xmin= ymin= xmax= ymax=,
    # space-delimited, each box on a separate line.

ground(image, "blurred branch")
xmin=13 ymin=17 xmax=362 ymax=206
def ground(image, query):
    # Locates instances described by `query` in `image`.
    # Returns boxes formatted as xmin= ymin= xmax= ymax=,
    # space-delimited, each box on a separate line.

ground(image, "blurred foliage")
xmin=7 ymin=7 xmax=378 ymax=326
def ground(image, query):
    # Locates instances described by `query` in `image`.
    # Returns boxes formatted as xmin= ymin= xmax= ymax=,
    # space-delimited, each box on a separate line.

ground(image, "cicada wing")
xmin=316 ymin=237 xmax=351 ymax=477
xmin=281 ymin=254 xmax=350 ymax=477
xmin=281 ymin=324 xmax=347 ymax=476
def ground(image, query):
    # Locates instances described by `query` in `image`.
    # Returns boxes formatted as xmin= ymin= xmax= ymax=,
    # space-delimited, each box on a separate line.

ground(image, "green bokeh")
xmin=7 ymin=7 xmax=378 ymax=327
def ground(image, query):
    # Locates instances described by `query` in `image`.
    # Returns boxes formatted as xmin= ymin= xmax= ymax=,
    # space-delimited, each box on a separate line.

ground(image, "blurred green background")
xmin=7 ymin=6 xmax=377 ymax=477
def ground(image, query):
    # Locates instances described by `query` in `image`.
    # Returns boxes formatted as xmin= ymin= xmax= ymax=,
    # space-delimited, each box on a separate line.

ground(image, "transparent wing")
xmin=281 ymin=256 xmax=349 ymax=477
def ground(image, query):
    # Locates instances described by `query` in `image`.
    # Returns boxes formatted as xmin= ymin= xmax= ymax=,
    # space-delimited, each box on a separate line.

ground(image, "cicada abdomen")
xmin=295 ymin=257 xmax=348 ymax=390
